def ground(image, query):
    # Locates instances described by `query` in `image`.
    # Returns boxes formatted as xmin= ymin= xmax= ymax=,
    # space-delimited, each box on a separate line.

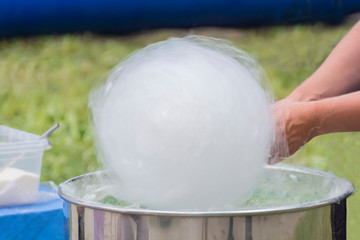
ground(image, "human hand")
xmin=268 ymin=99 xmax=320 ymax=164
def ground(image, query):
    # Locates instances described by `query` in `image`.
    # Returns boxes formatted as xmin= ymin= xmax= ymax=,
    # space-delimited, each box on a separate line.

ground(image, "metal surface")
xmin=40 ymin=123 xmax=60 ymax=139
xmin=59 ymin=165 xmax=354 ymax=240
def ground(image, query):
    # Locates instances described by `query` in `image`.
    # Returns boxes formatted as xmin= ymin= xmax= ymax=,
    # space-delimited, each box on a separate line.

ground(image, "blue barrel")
xmin=0 ymin=183 xmax=64 ymax=240
xmin=0 ymin=0 xmax=360 ymax=37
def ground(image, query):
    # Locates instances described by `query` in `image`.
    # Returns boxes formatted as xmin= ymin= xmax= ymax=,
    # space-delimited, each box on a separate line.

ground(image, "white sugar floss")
xmin=89 ymin=36 xmax=277 ymax=210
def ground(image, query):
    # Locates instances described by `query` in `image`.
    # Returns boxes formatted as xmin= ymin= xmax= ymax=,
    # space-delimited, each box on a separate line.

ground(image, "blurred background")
xmin=1 ymin=0 xmax=360 ymax=239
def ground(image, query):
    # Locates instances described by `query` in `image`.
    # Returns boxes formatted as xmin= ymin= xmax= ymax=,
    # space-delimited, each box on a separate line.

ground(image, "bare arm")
xmin=270 ymin=92 xmax=360 ymax=164
xmin=314 ymin=91 xmax=360 ymax=134
xmin=288 ymin=21 xmax=360 ymax=102
xmin=269 ymin=21 xmax=360 ymax=164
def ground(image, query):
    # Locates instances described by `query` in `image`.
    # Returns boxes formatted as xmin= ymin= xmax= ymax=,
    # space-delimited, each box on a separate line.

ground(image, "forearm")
xmin=312 ymin=91 xmax=360 ymax=136
xmin=269 ymin=91 xmax=360 ymax=164
xmin=288 ymin=21 xmax=360 ymax=102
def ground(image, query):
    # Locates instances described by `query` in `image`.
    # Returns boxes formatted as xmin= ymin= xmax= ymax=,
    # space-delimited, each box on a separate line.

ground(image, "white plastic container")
xmin=0 ymin=126 xmax=51 ymax=206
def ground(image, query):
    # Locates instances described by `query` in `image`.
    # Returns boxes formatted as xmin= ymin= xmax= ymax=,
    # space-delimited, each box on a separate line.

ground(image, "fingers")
xmin=268 ymin=100 xmax=290 ymax=164
xmin=268 ymin=154 xmax=283 ymax=165
xmin=268 ymin=100 xmax=320 ymax=165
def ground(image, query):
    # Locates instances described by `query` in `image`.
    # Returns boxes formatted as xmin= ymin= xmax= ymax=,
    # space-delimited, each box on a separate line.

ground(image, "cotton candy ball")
xmin=89 ymin=36 xmax=274 ymax=210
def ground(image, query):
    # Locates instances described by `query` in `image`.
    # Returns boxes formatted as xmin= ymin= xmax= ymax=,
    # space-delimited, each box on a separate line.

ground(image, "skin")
xmin=269 ymin=21 xmax=360 ymax=164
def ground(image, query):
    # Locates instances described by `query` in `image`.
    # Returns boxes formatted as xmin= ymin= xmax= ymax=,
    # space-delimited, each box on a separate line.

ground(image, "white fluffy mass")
xmin=89 ymin=36 xmax=275 ymax=210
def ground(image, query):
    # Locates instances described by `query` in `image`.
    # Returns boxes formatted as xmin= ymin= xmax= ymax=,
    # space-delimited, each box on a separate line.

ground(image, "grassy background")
xmin=1 ymin=23 xmax=359 ymax=238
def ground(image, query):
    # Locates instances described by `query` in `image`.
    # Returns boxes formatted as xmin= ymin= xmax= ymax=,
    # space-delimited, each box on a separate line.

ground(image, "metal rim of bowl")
xmin=58 ymin=164 xmax=354 ymax=217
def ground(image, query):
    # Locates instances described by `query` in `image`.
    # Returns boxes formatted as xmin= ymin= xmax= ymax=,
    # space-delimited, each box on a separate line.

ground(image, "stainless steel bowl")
xmin=58 ymin=164 xmax=354 ymax=240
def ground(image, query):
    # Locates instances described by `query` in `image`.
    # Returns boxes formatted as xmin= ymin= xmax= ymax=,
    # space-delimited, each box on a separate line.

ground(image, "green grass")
xmin=1 ymin=23 xmax=359 ymax=239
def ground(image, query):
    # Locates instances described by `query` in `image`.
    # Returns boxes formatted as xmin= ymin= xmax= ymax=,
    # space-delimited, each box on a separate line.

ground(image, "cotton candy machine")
xmin=58 ymin=164 xmax=354 ymax=240
xmin=60 ymin=36 xmax=354 ymax=240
